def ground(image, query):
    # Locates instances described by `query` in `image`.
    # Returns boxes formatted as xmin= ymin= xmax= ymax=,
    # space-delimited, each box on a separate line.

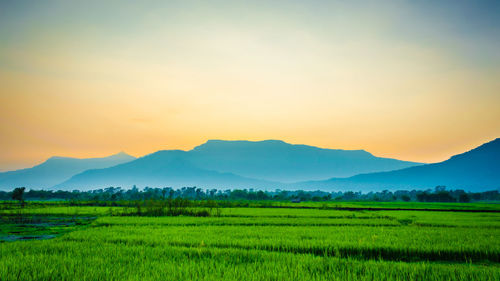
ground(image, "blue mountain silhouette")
xmin=54 ymin=150 xmax=274 ymax=190
xmin=0 ymin=152 xmax=135 ymax=190
xmin=296 ymin=138 xmax=500 ymax=191
xmin=54 ymin=140 xmax=421 ymax=190
xmin=5 ymin=139 xmax=497 ymax=191
xmin=188 ymin=140 xmax=421 ymax=182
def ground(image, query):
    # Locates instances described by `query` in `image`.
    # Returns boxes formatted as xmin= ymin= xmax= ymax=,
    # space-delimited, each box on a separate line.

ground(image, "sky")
xmin=0 ymin=0 xmax=499 ymax=171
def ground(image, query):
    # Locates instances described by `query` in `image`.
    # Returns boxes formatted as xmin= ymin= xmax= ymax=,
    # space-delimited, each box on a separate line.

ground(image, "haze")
xmin=1 ymin=0 xmax=499 ymax=171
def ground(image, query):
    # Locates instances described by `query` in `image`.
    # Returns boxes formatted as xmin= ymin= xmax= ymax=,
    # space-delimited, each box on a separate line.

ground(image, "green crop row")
xmin=1 ymin=203 xmax=499 ymax=280
xmin=1 ymin=236 xmax=499 ymax=281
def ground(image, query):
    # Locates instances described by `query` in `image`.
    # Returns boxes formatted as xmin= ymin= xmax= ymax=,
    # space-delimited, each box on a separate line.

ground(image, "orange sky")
xmin=1 ymin=1 xmax=499 ymax=171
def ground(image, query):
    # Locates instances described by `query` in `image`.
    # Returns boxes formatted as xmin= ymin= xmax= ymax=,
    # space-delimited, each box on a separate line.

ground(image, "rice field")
xmin=1 ymin=202 xmax=499 ymax=280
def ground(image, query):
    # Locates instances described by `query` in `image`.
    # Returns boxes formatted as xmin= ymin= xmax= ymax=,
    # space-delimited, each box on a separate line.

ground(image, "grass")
xmin=0 ymin=201 xmax=499 ymax=280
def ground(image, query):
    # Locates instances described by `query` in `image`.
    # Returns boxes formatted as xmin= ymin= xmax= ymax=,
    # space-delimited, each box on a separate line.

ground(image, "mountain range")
xmin=53 ymin=150 xmax=272 ymax=190
xmin=0 ymin=152 xmax=135 ymax=189
xmin=1 ymin=139 xmax=499 ymax=191
xmin=188 ymin=140 xmax=420 ymax=182
xmin=295 ymin=138 xmax=500 ymax=191
xmin=54 ymin=140 xmax=421 ymax=190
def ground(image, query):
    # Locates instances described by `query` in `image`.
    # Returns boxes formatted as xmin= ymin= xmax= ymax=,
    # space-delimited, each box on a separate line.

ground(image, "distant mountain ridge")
xmin=0 ymin=152 xmax=136 ymax=190
xmin=188 ymin=140 xmax=421 ymax=182
xmin=3 ymin=139 xmax=497 ymax=192
xmin=54 ymin=150 xmax=275 ymax=190
xmin=54 ymin=140 xmax=422 ymax=190
xmin=295 ymin=138 xmax=500 ymax=192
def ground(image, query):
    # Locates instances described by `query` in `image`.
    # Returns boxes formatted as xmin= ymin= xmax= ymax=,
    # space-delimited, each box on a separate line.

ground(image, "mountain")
xmin=187 ymin=140 xmax=421 ymax=182
xmin=54 ymin=150 xmax=275 ymax=190
xmin=9 ymin=139 xmax=497 ymax=191
xmin=296 ymin=138 xmax=500 ymax=192
xmin=0 ymin=152 xmax=135 ymax=190
xmin=55 ymin=140 xmax=422 ymax=189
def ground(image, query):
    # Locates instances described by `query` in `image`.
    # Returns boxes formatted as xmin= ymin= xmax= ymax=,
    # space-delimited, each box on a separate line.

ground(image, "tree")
xmin=435 ymin=186 xmax=446 ymax=192
xmin=459 ymin=193 xmax=471 ymax=203
xmin=12 ymin=187 xmax=26 ymax=207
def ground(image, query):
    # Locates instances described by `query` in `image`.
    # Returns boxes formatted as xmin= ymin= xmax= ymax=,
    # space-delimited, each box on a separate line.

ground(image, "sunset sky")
xmin=1 ymin=0 xmax=499 ymax=171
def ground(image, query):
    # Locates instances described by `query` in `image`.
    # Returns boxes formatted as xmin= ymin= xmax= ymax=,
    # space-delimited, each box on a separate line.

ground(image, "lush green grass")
xmin=275 ymin=201 xmax=500 ymax=210
xmin=0 ymin=216 xmax=94 ymax=242
xmin=1 ymin=202 xmax=499 ymax=280
xmin=3 ymin=200 xmax=500 ymax=211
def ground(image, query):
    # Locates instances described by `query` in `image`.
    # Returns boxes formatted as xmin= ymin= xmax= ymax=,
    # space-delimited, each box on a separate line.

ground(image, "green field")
xmin=1 ymin=202 xmax=499 ymax=280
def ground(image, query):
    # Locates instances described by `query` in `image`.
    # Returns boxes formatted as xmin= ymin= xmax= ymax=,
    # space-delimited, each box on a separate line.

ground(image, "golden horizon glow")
xmin=1 ymin=1 xmax=499 ymax=171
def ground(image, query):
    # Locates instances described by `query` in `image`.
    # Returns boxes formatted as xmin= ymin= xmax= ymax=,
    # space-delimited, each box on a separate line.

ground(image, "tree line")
xmin=1 ymin=185 xmax=499 ymax=203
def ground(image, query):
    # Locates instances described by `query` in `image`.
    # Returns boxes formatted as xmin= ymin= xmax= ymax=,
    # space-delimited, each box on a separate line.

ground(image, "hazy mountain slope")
xmin=188 ymin=140 xmax=422 ymax=182
xmin=54 ymin=139 xmax=422 ymax=190
xmin=0 ymin=152 xmax=135 ymax=190
xmin=54 ymin=150 xmax=276 ymax=190
xmin=296 ymin=138 xmax=500 ymax=192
